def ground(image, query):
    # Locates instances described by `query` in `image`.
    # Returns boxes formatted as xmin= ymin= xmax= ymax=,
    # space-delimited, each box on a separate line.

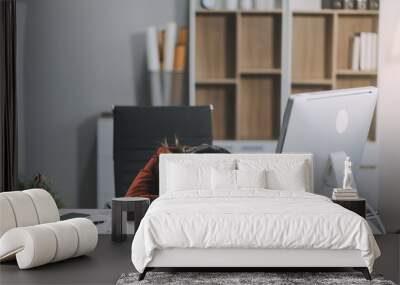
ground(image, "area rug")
xmin=116 ymin=271 xmax=396 ymax=285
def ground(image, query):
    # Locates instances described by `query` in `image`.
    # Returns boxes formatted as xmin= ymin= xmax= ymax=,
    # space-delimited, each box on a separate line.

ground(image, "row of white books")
xmin=351 ymin=32 xmax=378 ymax=71
xmin=332 ymin=188 xmax=359 ymax=200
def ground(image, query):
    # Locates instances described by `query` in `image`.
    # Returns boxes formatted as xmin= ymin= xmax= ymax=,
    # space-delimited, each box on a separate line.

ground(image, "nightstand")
xmin=332 ymin=198 xmax=366 ymax=218
xmin=111 ymin=197 xmax=150 ymax=242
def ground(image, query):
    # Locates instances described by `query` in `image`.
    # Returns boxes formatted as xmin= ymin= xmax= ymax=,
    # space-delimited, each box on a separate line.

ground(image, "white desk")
xmin=59 ymin=208 xmax=137 ymax=235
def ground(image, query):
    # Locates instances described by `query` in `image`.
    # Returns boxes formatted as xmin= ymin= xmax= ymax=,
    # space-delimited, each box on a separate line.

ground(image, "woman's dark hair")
xmin=160 ymin=135 xmax=188 ymax=153
xmin=160 ymin=136 xmax=230 ymax=154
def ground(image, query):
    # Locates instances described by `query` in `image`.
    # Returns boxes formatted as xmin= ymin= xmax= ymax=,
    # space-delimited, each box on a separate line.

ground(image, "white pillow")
xmin=266 ymin=165 xmax=306 ymax=191
xmin=167 ymin=162 xmax=211 ymax=191
xmin=211 ymin=169 xmax=236 ymax=190
xmin=211 ymin=169 xmax=268 ymax=190
xmin=236 ymin=170 xmax=267 ymax=189
xmin=238 ymin=159 xmax=308 ymax=191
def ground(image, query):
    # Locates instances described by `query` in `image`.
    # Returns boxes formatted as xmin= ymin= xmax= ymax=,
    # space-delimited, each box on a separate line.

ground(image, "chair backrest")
xmin=159 ymin=153 xmax=314 ymax=195
xmin=0 ymin=189 xmax=59 ymax=237
xmin=113 ymin=106 xmax=212 ymax=198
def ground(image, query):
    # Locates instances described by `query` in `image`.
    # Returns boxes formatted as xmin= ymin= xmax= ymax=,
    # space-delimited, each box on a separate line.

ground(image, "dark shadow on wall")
xmin=131 ymin=32 xmax=150 ymax=106
xmin=77 ymin=115 xmax=97 ymax=208
xmin=174 ymin=0 xmax=190 ymax=105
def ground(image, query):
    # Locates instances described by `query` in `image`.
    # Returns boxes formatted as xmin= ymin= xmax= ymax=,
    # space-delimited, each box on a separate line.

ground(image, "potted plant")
xmin=17 ymin=174 xmax=64 ymax=208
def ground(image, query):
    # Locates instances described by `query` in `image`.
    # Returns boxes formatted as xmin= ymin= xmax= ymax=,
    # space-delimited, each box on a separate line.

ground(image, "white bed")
xmin=131 ymin=154 xmax=380 ymax=280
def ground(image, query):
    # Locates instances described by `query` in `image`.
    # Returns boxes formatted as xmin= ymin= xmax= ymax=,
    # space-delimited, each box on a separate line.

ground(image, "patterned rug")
xmin=116 ymin=271 xmax=396 ymax=285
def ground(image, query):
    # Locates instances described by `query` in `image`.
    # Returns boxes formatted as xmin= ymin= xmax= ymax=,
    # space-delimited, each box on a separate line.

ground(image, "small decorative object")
xmin=331 ymin=157 xmax=359 ymax=200
xmin=332 ymin=0 xmax=343 ymax=9
xmin=225 ymin=0 xmax=238 ymax=10
xmin=343 ymin=0 xmax=355 ymax=9
xmin=342 ymin=156 xmax=353 ymax=190
xmin=356 ymin=0 xmax=367 ymax=9
xmin=254 ymin=0 xmax=274 ymax=10
xmin=368 ymin=0 xmax=379 ymax=10
xmin=201 ymin=0 xmax=217 ymax=10
xmin=240 ymin=0 xmax=253 ymax=10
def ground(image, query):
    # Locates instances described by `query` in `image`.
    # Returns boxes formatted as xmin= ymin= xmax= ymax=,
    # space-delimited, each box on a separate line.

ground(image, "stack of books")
xmin=332 ymin=188 xmax=359 ymax=200
xmin=351 ymin=32 xmax=378 ymax=72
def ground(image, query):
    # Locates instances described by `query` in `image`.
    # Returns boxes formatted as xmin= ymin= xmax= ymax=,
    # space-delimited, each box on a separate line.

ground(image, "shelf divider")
xmin=196 ymin=10 xmax=238 ymax=15
xmin=240 ymin=68 xmax=281 ymax=75
xmin=292 ymin=79 xmax=334 ymax=86
xmin=196 ymin=78 xmax=237 ymax=85
xmin=337 ymin=70 xmax=378 ymax=76
xmin=240 ymin=10 xmax=282 ymax=15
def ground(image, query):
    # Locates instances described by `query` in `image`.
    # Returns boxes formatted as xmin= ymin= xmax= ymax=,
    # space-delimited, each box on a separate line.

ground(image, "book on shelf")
xmin=360 ymin=32 xmax=367 ymax=70
xmin=370 ymin=33 xmax=376 ymax=70
xmin=351 ymin=36 xmax=360 ymax=70
xmin=351 ymin=32 xmax=378 ymax=72
xmin=367 ymin=32 xmax=372 ymax=70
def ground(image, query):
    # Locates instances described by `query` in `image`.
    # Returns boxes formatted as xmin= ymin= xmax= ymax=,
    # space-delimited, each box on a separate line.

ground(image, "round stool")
xmin=111 ymin=197 xmax=150 ymax=242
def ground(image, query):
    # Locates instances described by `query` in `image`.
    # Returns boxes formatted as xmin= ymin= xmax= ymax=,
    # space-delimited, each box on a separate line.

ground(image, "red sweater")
xmin=125 ymin=146 xmax=170 ymax=200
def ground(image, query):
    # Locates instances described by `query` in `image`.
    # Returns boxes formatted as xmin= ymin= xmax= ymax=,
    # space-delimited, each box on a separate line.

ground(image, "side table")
xmin=332 ymin=198 xmax=366 ymax=218
xmin=112 ymin=197 xmax=150 ymax=242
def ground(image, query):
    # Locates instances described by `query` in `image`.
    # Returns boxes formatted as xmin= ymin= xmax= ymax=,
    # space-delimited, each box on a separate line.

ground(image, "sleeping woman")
xmin=125 ymin=138 xmax=229 ymax=201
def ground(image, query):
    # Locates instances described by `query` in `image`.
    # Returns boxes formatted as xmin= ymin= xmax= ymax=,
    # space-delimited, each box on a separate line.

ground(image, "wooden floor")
xmin=0 ymin=235 xmax=398 ymax=285
xmin=374 ymin=234 xmax=400 ymax=283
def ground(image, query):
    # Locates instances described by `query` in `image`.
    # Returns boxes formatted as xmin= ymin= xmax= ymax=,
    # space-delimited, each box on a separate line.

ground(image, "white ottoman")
xmin=0 ymin=189 xmax=98 ymax=269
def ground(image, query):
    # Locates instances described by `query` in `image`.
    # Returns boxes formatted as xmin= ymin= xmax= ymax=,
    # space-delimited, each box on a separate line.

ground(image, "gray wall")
xmin=17 ymin=0 xmax=188 ymax=208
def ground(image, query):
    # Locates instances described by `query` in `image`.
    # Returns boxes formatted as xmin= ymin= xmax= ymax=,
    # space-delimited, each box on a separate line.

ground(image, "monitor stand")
xmin=324 ymin=151 xmax=386 ymax=234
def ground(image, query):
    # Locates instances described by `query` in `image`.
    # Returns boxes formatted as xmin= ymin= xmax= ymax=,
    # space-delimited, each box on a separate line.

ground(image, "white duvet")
xmin=131 ymin=190 xmax=380 ymax=273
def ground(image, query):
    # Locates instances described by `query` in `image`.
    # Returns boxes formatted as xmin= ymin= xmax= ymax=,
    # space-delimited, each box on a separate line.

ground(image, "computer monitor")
xmin=276 ymin=87 xmax=377 ymax=197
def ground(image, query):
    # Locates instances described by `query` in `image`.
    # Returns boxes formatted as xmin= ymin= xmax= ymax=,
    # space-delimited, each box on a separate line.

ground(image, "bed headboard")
xmin=159 ymin=153 xmax=314 ymax=195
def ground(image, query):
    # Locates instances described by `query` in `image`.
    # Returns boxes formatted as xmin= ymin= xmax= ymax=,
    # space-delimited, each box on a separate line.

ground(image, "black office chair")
xmin=113 ymin=106 xmax=213 ymax=198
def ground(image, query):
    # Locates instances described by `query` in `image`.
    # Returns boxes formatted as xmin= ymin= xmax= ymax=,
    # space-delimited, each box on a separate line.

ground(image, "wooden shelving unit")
xmin=190 ymin=1 xmax=379 ymax=143
xmin=194 ymin=7 xmax=282 ymax=140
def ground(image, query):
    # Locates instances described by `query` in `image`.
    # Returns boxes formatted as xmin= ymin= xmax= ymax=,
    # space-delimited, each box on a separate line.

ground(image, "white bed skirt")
xmin=148 ymin=248 xmax=366 ymax=268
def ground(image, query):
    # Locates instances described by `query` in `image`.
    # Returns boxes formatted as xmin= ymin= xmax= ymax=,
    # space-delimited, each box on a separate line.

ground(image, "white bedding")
xmin=131 ymin=190 xmax=380 ymax=273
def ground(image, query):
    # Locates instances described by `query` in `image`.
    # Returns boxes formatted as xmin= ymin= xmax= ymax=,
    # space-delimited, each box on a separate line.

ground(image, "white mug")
xmin=240 ymin=0 xmax=253 ymax=10
xmin=225 ymin=0 xmax=238 ymax=10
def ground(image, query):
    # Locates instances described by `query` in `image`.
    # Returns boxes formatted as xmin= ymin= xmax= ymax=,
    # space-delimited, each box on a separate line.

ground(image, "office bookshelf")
xmin=194 ymin=9 xmax=282 ymax=140
xmin=239 ymin=11 xmax=282 ymax=141
xmin=189 ymin=1 xmax=379 ymax=143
